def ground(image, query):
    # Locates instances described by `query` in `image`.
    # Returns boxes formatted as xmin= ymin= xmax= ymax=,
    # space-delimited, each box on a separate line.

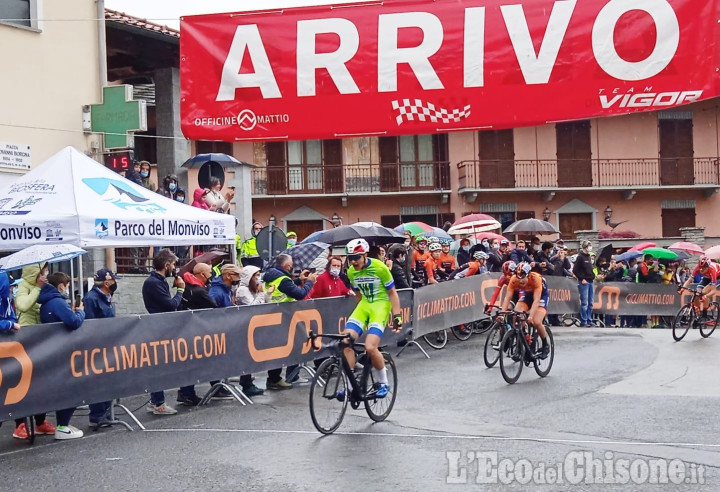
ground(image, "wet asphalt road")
xmin=0 ymin=327 xmax=718 ymax=491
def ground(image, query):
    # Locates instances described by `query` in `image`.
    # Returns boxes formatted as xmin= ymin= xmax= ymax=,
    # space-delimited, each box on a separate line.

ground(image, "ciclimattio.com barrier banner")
xmin=0 ymin=291 xmax=413 ymax=421
xmin=412 ymin=274 xmax=580 ymax=337
xmin=592 ymin=282 xmax=697 ymax=316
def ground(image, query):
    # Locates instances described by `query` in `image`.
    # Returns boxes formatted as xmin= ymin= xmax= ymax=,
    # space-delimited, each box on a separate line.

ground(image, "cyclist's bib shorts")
xmin=517 ymin=290 xmax=549 ymax=310
xmin=346 ymin=299 xmax=392 ymax=338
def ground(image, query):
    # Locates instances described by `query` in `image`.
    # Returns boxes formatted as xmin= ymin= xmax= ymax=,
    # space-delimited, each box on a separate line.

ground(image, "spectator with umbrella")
xmin=456 ymin=237 xmax=472 ymax=266
xmin=487 ymin=238 xmax=510 ymax=273
xmin=389 ymin=248 xmax=411 ymax=289
xmin=533 ymin=241 xmax=555 ymax=275
xmin=509 ymin=239 xmax=533 ymax=265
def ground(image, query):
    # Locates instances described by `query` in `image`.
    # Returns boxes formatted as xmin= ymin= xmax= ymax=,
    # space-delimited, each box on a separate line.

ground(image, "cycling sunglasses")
xmin=348 ymin=254 xmax=363 ymax=261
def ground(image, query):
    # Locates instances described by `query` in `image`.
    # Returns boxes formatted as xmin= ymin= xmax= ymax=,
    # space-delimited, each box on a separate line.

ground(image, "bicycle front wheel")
xmin=700 ymin=302 xmax=719 ymax=338
xmin=309 ymin=358 xmax=348 ymax=435
xmin=533 ymin=327 xmax=554 ymax=377
xmin=451 ymin=323 xmax=473 ymax=341
xmin=672 ymin=305 xmax=694 ymax=341
xmin=499 ymin=330 xmax=525 ymax=384
xmin=364 ymin=352 xmax=398 ymax=422
xmin=473 ymin=318 xmax=493 ymax=335
xmin=562 ymin=314 xmax=579 ymax=327
xmin=483 ymin=323 xmax=503 ymax=368
xmin=422 ymin=330 xmax=448 ymax=349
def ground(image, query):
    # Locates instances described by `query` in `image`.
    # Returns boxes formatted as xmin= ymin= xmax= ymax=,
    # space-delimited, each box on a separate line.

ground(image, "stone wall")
xmin=112 ymin=274 xmax=156 ymax=316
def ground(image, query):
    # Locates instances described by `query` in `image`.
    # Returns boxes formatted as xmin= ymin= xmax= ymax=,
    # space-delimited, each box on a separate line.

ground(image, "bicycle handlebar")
xmin=306 ymin=330 xmax=353 ymax=351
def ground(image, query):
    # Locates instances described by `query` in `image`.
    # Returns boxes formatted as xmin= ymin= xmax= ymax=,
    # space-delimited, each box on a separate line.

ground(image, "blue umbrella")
xmin=614 ymin=250 xmax=643 ymax=262
xmin=418 ymin=227 xmax=452 ymax=242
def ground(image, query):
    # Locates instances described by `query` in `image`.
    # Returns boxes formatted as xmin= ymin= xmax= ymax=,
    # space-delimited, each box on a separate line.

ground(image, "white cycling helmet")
xmin=428 ymin=242 xmax=442 ymax=252
xmin=427 ymin=236 xmax=440 ymax=244
xmin=473 ymin=251 xmax=489 ymax=260
xmin=345 ymin=238 xmax=370 ymax=255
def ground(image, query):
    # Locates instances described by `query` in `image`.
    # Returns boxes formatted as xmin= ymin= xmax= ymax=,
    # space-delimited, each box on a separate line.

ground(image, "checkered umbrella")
xmin=283 ymin=242 xmax=330 ymax=270
xmin=0 ymin=244 xmax=86 ymax=272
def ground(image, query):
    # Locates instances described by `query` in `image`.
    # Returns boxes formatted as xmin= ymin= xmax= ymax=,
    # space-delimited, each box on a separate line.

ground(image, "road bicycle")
xmin=498 ymin=311 xmax=555 ymax=384
xmin=307 ymin=331 xmax=397 ymax=435
xmin=672 ymin=287 xmax=719 ymax=341
xmin=561 ymin=313 xmax=605 ymax=327
xmin=483 ymin=306 xmax=512 ymax=368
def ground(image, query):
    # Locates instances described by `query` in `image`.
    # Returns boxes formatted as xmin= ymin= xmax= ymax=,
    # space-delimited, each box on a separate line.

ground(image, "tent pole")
xmin=78 ymin=255 xmax=84 ymax=297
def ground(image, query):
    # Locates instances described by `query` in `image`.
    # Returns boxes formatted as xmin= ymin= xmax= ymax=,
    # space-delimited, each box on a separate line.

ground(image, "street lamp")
xmin=604 ymin=206 xmax=613 ymax=222
xmin=543 ymin=207 xmax=551 ymax=221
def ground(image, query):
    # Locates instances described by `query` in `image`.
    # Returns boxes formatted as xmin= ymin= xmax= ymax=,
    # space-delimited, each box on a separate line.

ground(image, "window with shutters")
xmin=661 ymin=208 xmax=695 ymax=237
xmin=478 ymin=130 xmax=515 ymax=188
xmin=263 ymin=140 xmax=343 ymax=194
xmin=659 ymin=119 xmax=694 ymax=186
xmin=556 ymin=120 xmax=592 ymax=187
xmin=378 ymin=134 xmax=449 ymax=191
xmin=196 ymin=140 xmax=233 ymax=156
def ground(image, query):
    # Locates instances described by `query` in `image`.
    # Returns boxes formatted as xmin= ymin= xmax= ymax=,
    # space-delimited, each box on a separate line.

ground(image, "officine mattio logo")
xmin=82 ymin=178 xmax=166 ymax=215
xmin=95 ymin=219 xmax=109 ymax=238
xmin=238 ymin=109 xmax=257 ymax=131
xmin=238 ymin=109 xmax=289 ymax=131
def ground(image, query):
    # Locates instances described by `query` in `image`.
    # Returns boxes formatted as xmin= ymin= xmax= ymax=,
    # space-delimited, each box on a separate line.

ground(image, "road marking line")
xmin=143 ymin=427 xmax=720 ymax=449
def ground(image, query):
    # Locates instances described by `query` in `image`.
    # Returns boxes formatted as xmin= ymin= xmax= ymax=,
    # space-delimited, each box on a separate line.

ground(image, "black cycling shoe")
xmin=539 ymin=344 xmax=550 ymax=360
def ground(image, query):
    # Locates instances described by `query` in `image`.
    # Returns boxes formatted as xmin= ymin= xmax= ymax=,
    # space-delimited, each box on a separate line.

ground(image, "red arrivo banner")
xmin=180 ymin=0 xmax=720 ymax=142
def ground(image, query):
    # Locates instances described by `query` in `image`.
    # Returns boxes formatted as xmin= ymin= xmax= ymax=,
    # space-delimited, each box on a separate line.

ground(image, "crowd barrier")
xmin=0 ymin=275 xmax=695 ymax=420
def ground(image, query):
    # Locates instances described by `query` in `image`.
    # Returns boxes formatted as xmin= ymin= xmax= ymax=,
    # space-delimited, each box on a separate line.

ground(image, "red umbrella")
xmin=628 ymin=241 xmax=656 ymax=252
xmin=448 ymin=214 xmax=501 ymax=235
xmin=668 ymin=241 xmax=704 ymax=255
xmin=471 ymin=232 xmax=509 ymax=242
xmin=704 ymin=245 xmax=720 ymax=260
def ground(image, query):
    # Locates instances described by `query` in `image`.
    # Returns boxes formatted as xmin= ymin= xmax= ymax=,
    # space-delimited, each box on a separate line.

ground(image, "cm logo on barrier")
xmin=594 ymin=286 xmax=621 ymax=310
xmin=0 ymin=342 xmax=33 ymax=405
xmin=248 ymin=309 xmax=322 ymax=362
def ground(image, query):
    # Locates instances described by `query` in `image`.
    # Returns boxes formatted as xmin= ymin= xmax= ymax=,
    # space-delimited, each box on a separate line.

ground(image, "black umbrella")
xmin=503 ymin=218 xmax=559 ymax=235
xmin=299 ymin=223 xmax=404 ymax=247
xmin=597 ymin=244 xmax=615 ymax=265
xmin=181 ymin=153 xmax=247 ymax=169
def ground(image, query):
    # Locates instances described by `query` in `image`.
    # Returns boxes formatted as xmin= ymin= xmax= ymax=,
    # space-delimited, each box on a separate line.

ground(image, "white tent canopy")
xmin=0 ymin=147 xmax=236 ymax=250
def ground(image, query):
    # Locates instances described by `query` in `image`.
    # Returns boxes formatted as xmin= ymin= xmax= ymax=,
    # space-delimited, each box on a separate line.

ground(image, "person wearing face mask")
xmin=572 ymin=240 xmax=596 ymax=327
xmin=174 ymin=187 xmax=186 ymax=204
xmin=286 ymin=231 xmax=298 ymax=249
xmin=308 ymin=256 xmax=354 ymax=299
xmin=468 ymin=238 xmax=489 ymax=260
xmin=38 ymin=272 xmax=86 ymax=440
xmin=124 ymin=160 xmax=143 ymax=186
xmin=138 ymin=161 xmax=156 ymax=191
xmin=141 ymin=249 xmax=186 ymax=414
xmin=457 ymin=238 xmax=472 ymax=266
xmin=388 ymin=248 xmax=411 ymax=289
xmin=487 ymin=238 xmax=507 ymax=273
xmin=83 ymin=268 xmax=119 ymax=429
xmin=161 ymin=174 xmax=179 ymax=200
xmin=240 ymin=221 xmax=264 ymax=269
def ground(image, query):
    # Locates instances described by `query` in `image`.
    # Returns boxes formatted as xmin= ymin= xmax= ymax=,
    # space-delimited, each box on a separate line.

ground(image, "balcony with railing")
xmin=252 ymin=161 xmax=451 ymax=196
xmin=457 ymin=158 xmax=720 ymax=193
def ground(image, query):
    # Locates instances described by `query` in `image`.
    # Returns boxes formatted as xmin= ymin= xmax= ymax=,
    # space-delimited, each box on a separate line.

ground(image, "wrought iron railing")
xmin=457 ymin=158 xmax=720 ymax=191
xmin=252 ymin=161 xmax=451 ymax=195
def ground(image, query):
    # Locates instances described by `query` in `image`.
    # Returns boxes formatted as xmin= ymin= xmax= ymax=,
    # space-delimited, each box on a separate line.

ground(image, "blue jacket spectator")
xmin=0 ymin=272 xmax=18 ymax=332
xmin=38 ymin=272 xmax=85 ymax=440
xmin=83 ymin=268 xmax=118 ymax=428
xmin=38 ymin=280 xmax=85 ymax=330
xmin=209 ymin=264 xmax=242 ymax=307
xmin=509 ymin=240 xmax=533 ymax=265
xmin=262 ymin=255 xmax=315 ymax=302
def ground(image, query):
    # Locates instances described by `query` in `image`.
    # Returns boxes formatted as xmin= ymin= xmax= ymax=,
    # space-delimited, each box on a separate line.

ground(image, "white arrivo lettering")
xmin=378 ymin=12 xmax=444 ymax=92
xmin=463 ymin=7 xmax=485 ymax=88
xmin=216 ymin=25 xmax=281 ymax=101
xmin=592 ymin=0 xmax=679 ymax=81
xmin=297 ymin=18 xmax=360 ymax=96
xmin=500 ymin=0 xmax=576 ymax=85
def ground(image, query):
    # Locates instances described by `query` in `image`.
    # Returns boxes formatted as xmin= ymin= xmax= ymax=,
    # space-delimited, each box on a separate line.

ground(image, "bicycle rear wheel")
xmin=309 ymin=358 xmax=348 ymax=435
xmin=561 ymin=314 xmax=579 ymax=327
xmin=364 ymin=352 xmax=398 ymax=422
xmin=473 ymin=318 xmax=493 ymax=335
xmin=700 ymin=302 xmax=719 ymax=338
xmin=483 ymin=323 xmax=503 ymax=368
xmin=499 ymin=330 xmax=525 ymax=384
xmin=450 ymin=323 xmax=473 ymax=341
xmin=422 ymin=330 xmax=448 ymax=349
xmin=533 ymin=327 xmax=554 ymax=377
xmin=672 ymin=305 xmax=694 ymax=341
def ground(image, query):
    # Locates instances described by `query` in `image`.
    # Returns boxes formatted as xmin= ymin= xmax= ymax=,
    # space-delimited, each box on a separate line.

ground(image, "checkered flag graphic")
xmin=391 ymin=99 xmax=471 ymax=126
